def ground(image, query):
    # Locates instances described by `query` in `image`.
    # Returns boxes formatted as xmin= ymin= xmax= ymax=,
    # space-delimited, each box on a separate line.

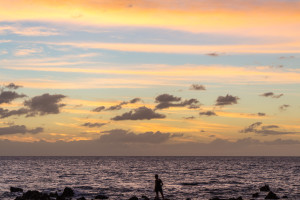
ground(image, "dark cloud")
xmin=0 ymin=125 xmax=43 ymax=136
xmin=92 ymin=106 xmax=105 ymax=112
xmin=129 ymin=98 xmax=141 ymax=104
xmin=155 ymin=94 xmax=200 ymax=110
xmin=1 ymin=137 xmax=300 ymax=156
xmin=0 ymin=108 xmax=29 ymax=119
xmin=190 ymin=84 xmax=206 ymax=91
xmin=155 ymin=94 xmax=181 ymax=103
xmin=111 ymin=106 xmax=165 ymax=121
xmin=100 ymin=129 xmax=181 ymax=144
xmin=0 ymin=91 xmax=27 ymax=104
xmin=81 ymin=122 xmax=106 ymax=128
xmin=5 ymin=83 xmax=22 ymax=90
xmin=240 ymin=122 xmax=262 ymax=133
xmin=215 ymin=94 xmax=240 ymax=106
xmin=240 ymin=122 xmax=297 ymax=136
xmin=257 ymin=112 xmax=266 ymax=116
xmin=260 ymin=92 xmax=283 ymax=98
xmin=279 ymin=104 xmax=290 ymax=111
xmin=106 ymin=104 xmax=122 ymax=111
xmin=264 ymin=139 xmax=300 ymax=145
xmin=24 ymin=93 xmax=66 ymax=116
xmin=206 ymin=52 xmax=220 ymax=57
xmin=92 ymin=98 xmax=141 ymax=112
xmin=199 ymin=111 xmax=217 ymax=116
xmin=279 ymin=56 xmax=295 ymax=59
xmin=184 ymin=116 xmax=195 ymax=120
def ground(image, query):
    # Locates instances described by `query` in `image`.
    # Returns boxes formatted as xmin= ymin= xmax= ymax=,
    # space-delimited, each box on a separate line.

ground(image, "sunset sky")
xmin=0 ymin=0 xmax=300 ymax=155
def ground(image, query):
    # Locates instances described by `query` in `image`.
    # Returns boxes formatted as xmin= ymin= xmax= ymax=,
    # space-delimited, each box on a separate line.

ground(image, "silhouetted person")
xmin=154 ymin=174 xmax=164 ymax=199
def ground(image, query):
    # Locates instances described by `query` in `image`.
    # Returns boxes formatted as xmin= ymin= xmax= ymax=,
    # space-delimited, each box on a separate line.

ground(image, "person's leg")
xmin=155 ymin=190 xmax=159 ymax=199
xmin=160 ymin=190 xmax=164 ymax=200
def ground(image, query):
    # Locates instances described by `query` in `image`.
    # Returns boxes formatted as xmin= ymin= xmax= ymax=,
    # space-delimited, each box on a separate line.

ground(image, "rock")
xmin=15 ymin=190 xmax=50 ymax=200
xmin=282 ymin=195 xmax=288 ymax=199
xmin=128 ymin=196 xmax=138 ymax=200
xmin=10 ymin=187 xmax=23 ymax=193
xmin=141 ymin=196 xmax=150 ymax=200
xmin=77 ymin=197 xmax=86 ymax=200
xmin=95 ymin=194 xmax=109 ymax=199
xmin=265 ymin=191 xmax=280 ymax=199
xmin=61 ymin=187 xmax=74 ymax=197
xmin=210 ymin=198 xmax=221 ymax=200
xmin=56 ymin=196 xmax=66 ymax=200
xmin=49 ymin=192 xmax=58 ymax=198
xmin=252 ymin=193 xmax=259 ymax=198
xmin=186 ymin=198 xmax=191 ymax=200
xmin=260 ymin=184 xmax=270 ymax=192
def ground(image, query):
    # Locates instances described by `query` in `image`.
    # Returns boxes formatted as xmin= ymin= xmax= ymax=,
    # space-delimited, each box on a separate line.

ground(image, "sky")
xmin=0 ymin=0 xmax=300 ymax=156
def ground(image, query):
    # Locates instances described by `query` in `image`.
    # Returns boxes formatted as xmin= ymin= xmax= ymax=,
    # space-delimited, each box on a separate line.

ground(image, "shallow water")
xmin=0 ymin=156 xmax=300 ymax=199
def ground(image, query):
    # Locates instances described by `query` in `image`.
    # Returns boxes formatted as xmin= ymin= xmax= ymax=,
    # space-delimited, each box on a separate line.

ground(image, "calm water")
xmin=0 ymin=157 xmax=300 ymax=200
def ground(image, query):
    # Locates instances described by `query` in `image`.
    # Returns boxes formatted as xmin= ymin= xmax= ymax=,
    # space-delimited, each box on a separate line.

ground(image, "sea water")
xmin=0 ymin=156 xmax=300 ymax=200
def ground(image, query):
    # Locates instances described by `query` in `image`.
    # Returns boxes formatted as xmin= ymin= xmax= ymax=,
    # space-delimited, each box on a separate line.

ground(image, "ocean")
xmin=0 ymin=156 xmax=299 ymax=200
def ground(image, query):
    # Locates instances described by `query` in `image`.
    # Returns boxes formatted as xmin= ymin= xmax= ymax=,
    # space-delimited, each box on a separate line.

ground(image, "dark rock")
xmin=10 ymin=187 xmax=23 ymax=193
xmin=260 ymin=184 xmax=271 ymax=192
xmin=265 ymin=191 xmax=280 ymax=199
xmin=186 ymin=198 xmax=191 ymax=200
xmin=61 ymin=187 xmax=74 ymax=197
xmin=56 ymin=196 xmax=66 ymax=200
xmin=77 ymin=197 xmax=86 ymax=200
xmin=210 ymin=198 xmax=221 ymax=200
xmin=141 ymin=195 xmax=150 ymax=200
xmin=128 ymin=196 xmax=138 ymax=200
xmin=95 ymin=194 xmax=109 ymax=199
xmin=49 ymin=192 xmax=58 ymax=198
xmin=15 ymin=190 xmax=50 ymax=200
xmin=252 ymin=193 xmax=259 ymax=198
xmin=282 ymin=195 xmax=288 ymax=199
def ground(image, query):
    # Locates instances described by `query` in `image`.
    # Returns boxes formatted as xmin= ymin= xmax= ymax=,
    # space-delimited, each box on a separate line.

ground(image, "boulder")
xmin=260 ymin=184 xmax=270 ymax=192
xmin=265 ymin=191 xmax=280 ymax=199
xmin=15 ymin=190 xmax=50 ymax=200
xmin=10 ymin=187 xmax=23 ymax=193
xmin=61 ymin=187 xmax=74 ymax=197
xmin=252 ymin=193 xmax=259 ymax=198
xmin=128 ymin=196 xmax=139 ymax=200
xmin=141 ymin=196 xmax=150 ymax=200
xmin=95 ymin=194 xmax=109 ymax=199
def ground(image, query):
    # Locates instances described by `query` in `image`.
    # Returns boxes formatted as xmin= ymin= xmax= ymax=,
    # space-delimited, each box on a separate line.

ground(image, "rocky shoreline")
xmin=9 ymin=184 xmax=289 ymax=200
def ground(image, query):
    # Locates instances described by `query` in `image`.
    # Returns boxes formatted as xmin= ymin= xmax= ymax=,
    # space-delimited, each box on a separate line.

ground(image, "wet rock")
xmin=77 ymin=197 xmax=86 ymax=200
xmin=252 ymin=193 xmax=259 ymax=198
xmin=141 ymin=195 xmax=150 ymax=200
xmin=10 ymin=187 xmax=23 ymax=193
xmin=49 ymin=192 xmax=59 ymax=198
xmin=61 ymin=187 xmax=74 ymax=197
xmin=95 ymin=194 xmax=109 ymax=199
xmin=15 ymin=190 xmax=50 ymax=200
xmin=128 ymin=196 xmax=139 ymax=200
xmin=265 ymin=191 xmax=280 ymax=199
xmin=56 ymin=196 xmax=66 ymax=200
xmin=260 ymin=184 xmax=270 ymax=192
